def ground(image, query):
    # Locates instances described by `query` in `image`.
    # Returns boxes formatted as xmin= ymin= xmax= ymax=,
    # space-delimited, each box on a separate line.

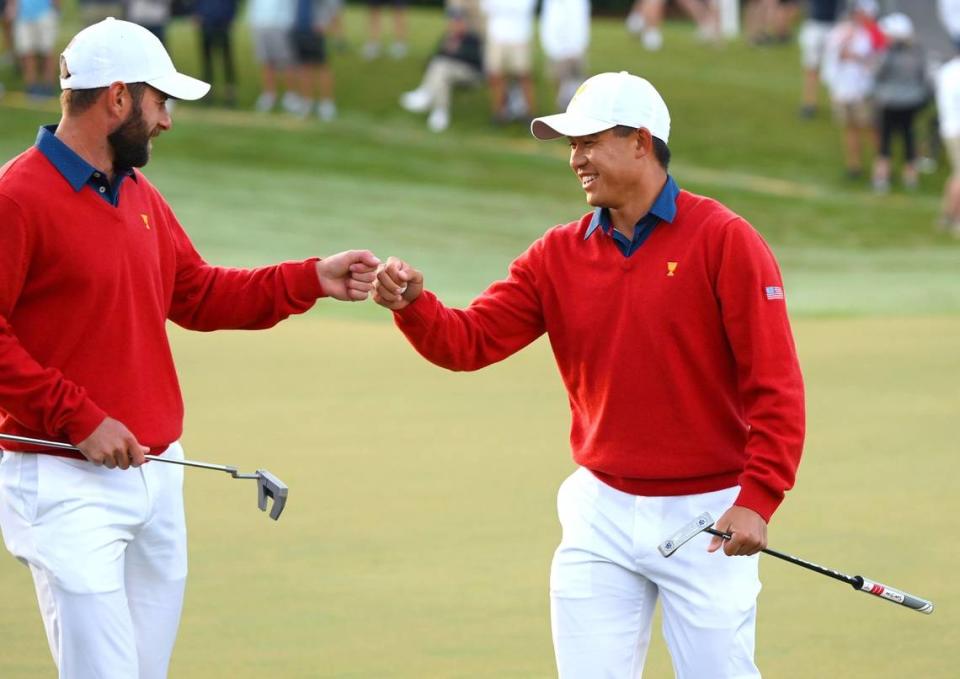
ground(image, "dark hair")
xmin=61 ymin=82 xmax=149 ymax=116
xmin=612 ymin=124 xmax=671 ymax=170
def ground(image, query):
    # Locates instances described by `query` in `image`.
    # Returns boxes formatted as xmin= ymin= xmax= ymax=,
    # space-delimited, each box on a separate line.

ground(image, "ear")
xmin=104 ymin=81 xmax=129 ymax=120
xmin=635 ymin=128 xmax=653 ymax=161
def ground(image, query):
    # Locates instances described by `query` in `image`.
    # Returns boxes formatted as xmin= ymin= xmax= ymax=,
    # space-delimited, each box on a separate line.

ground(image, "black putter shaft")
xmin=706 ymin=527 xmax=934 ymax=614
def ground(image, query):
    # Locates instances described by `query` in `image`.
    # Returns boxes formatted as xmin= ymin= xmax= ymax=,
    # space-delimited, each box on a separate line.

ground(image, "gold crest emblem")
xmin=141 ymin=214 xmax=150 ymax=229
xmin=667 ymin=262 xmax=678 ymax=277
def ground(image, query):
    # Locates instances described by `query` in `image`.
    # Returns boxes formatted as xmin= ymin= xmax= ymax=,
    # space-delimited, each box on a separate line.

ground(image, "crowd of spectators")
xmin=1 ymin=1 xmax=960 ymax=234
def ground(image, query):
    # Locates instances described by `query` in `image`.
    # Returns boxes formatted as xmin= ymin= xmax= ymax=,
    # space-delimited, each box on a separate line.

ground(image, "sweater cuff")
xmin=734 ymin=480 xmax=783 ymax=524
xmin=393 ymin=290 xmax=437 ymax=328
xmin=64 ymin=401 xmax=109 ymax=446
xmin=293 ymin=258 xmax=326 ymax=300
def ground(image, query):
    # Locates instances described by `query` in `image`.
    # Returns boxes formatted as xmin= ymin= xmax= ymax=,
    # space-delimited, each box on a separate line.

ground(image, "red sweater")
xmin=0 ymin=147 xmax=324 ymax=453
xmin=395 ymin=191 xmax=804 ymax=521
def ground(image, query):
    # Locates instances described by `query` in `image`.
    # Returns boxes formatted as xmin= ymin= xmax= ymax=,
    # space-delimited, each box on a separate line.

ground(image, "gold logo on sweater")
xmin=141 ymin=214 xmax=150 ymax=229
xmin=667 ymin=261 xmax=678 ymax=277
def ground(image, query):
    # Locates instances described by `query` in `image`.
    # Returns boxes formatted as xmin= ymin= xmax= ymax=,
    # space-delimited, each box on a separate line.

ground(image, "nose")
xmin=159 ymin=103 xmax=173 ymax=131
xmin=570 ymin=146 xmax=586 ymax=171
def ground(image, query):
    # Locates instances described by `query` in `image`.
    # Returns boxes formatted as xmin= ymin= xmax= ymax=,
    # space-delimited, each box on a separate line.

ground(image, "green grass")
xmin=1 ymin=5 xmax=959 ymax=678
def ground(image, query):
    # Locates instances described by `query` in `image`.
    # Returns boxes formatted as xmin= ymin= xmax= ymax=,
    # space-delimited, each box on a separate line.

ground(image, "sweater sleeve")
xmin=166 ymin=209 xmax=325 ymax=331
xmin=0 ymin=195 xmax=107 ymax=444
xmin=393 ymin=241 xmax=546 ymax=371
xmin=715 ymin=218 xmax=805 ymax=522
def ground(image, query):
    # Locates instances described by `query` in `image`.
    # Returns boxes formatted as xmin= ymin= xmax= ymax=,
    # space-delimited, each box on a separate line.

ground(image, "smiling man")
xmin=373 ymin=71 xmax=805 ymax=677
xmin=0 ymin=18 xmax=378 ymax=679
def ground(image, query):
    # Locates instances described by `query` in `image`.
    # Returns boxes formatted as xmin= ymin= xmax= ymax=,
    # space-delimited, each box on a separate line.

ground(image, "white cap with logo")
xmin=530 ymin=71 xmax=671 ymax=143
xmin=60 ymin=17 xmax=210 ymax=100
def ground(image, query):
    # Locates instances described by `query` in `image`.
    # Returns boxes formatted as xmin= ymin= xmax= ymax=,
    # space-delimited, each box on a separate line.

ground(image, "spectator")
xmin=1 ymin=0 xmax=13 ymax=67
xmin=797 ymin=0 xmax=843 ymax=118
xmin=936 ymin=42 xmax=960 ymax=235
xmin=124 ymin=0 xmax=172 ymax=44
xmin=195 ymin=0 xmax=239 ymax=107
xmin=871 ymin=13 xmax=929 ymax=193
xmin=480 ymin=0 xmax=536 ymax=124
xmin=292 ymin=0 xmax=337 ymax=120
xmin=248 ymin=0 xmax=301 ymax=114
xmin=7 ymin=0 xmax=60 ymax=98
xmin=540 ymin=0 xmax=590 ymax=111
xmin=399 ymin=6 xmax=482 ymax=132
xmin=363 ymin=0 xmax=407 ymax=60
xmin=939 ymin=0 xmax=960 ymax=50
xmin=78 ymin=0 xmax=122 ymax=26
xmin=821 ymin=0 xmax=885 ymax=179
xmin=746 ymin=0 xmax=800 ymax=46
xmin=626 ymin=0 xmax=720 ymax=51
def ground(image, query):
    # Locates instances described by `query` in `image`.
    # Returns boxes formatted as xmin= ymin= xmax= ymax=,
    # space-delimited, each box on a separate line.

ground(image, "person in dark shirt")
xmin=398 ymin=7 xmax=483 ymax=133
xmin=194 ymin=0 xmax=238 ymax=106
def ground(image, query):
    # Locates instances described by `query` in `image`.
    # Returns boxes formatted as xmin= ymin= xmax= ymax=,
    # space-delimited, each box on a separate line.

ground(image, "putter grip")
xmin=854 ymin=577 xmax=934 ymax=614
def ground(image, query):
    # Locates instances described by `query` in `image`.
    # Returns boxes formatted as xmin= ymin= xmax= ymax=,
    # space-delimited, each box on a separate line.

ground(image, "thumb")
xmin=707 ymin=533 xmax=725 ymax=553
xmin=357 ymin=250 xmax=381 ymax=267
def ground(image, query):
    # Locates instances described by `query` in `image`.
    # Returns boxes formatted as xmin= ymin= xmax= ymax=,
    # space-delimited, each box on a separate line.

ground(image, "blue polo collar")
xmin=584 ymin=174 xmax=679 ymax=240
xmin=35 ymin=124 xmax=136 ymax=193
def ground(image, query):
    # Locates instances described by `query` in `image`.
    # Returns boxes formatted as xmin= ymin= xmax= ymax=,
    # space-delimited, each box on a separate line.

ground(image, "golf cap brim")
xmin=147 ymin=72 xmax=211 ymax=101
xmin=531 ymin=113 xmax=617 ymax=140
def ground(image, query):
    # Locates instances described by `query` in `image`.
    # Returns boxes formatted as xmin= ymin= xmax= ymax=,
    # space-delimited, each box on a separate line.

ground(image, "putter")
xmin=659 ymin=512 xmax=933 ymax=615
xmin=0 ymin=432 xmax=288 ymax=520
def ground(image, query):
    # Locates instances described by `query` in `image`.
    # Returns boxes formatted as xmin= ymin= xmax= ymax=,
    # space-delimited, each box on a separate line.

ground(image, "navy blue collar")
xmin=35 ymin=125 xmax=136 ymax=192
xmin=584 ymin=175 xmax=679 ymax=240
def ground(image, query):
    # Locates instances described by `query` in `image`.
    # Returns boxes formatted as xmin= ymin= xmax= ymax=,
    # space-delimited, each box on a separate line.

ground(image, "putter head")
xmin=658 ymin=512 xmax=715 ymax=558
xmin=255 ymin=469 xmax=288 ymax=520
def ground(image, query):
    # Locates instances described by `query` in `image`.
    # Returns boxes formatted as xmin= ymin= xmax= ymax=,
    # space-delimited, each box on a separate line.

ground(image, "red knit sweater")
xmin=395 ymin=190 xmax=805 ymax=521
xmin=0 ymin=147 xmax=324 ymax=453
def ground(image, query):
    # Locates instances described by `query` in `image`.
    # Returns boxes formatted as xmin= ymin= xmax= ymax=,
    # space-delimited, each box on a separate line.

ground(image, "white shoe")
xmin=389 ymin=42 xmax=408 ymax=59
xmin=626 ymin=12 xmax=645 ymax=35
xmin=400 ymin=88 xmax=431 ymax=113
xmin=281 ymin=91 xmax=303 ymax=114
xmin=297 ymin=98 xmax=314 ymax=119
xmin=427 ymin=108 xmax=449 ymax=133
xmin=316 ymin=99 xmax=337 ymax=121
xmin=642 ymin=28 xmax=663 ymax=51
xmin=362 ymin=41 xmax=381 ymax=60
xmin=254 ymin=91 xmax=276 ymax=112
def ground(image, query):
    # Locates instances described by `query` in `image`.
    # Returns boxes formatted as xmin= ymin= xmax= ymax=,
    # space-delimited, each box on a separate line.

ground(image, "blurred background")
xmin=0 ymin=1 xmax=958 ymax=677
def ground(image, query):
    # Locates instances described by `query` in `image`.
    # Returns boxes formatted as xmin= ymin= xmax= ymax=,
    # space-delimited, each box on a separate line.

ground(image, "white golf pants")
xmin=551 ymin=468 xmax=761 ymax=679
xmin=0 ymin=444 xmax=188 ymax=679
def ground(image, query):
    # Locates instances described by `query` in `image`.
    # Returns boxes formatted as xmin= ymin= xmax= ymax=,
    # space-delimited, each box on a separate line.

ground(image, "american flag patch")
xmin=765 ymin=286 xmax=785 ymax=300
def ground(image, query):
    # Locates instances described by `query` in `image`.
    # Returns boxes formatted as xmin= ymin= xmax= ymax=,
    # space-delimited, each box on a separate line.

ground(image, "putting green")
xmin=1 ymin=314 xmax=955 ymax=677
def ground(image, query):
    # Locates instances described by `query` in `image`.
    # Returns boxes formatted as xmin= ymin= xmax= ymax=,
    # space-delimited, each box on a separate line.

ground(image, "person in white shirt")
xmin=247 ymin=0 xmax=300 ymax=114
xmin=540 ymin=0 xmax=590 ymax=110
xmin=480 ymin=0 xmax=536 ymax=123
xmin=936 ymin=50 xmax=960 ymax=235
xmin=820 ymin=0 xmax=882 ymax=179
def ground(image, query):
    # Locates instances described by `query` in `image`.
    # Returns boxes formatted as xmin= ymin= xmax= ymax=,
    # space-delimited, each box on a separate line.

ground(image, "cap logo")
xmin=571 ymin=81 xmax=589 ymax=104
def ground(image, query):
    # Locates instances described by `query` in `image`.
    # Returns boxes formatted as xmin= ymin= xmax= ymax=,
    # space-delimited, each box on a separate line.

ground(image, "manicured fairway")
xmin=0 ymin=5 xmax=958 ymax=677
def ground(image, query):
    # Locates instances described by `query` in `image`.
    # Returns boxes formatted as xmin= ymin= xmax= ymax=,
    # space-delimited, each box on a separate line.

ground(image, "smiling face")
xmin=568 ymin=127 xmax=645 ymax=210
xmin=108 ymin=85 xmax=172 ymax=170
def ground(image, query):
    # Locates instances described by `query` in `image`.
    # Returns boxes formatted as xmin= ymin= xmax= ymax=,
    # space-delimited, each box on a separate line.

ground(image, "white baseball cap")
xmin=60 ymin=18 xmax=210 ymax=100
xmin=879 ymin=12 xmax=914 ymax=42
xmin=531 ymin=71 xmax=671 ymax=143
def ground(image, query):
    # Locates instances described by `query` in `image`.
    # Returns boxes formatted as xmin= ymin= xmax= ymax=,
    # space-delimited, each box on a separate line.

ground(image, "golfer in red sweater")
xmin=373 ymin=71 xmax=805 ymax=678
xmin=0 ymin=18 xmax=378 ymax=679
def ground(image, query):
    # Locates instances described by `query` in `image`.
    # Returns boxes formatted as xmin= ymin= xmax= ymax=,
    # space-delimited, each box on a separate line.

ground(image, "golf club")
xmin=659 ymin=512 xmax=933 ymax=615
xmin=0 ymin=432 xmax=288 ymax=520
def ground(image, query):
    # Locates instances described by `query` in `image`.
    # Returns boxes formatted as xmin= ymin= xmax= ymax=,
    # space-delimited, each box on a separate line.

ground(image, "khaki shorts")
xmin=944 ymin=136 xmax=960 ymax=173
xmin=14 ymin=11 xmax=58 ymax=56
xmin=832 ymin=99 xmax=874 ymax=127
xmin=484 ymin=40 xmax=532 ymax=77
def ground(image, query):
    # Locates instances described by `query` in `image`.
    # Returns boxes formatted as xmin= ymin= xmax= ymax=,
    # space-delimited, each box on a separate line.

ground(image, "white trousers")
xmin=550 ymin=468 xmax=761 ymax=679
xmin=0 ymin=444 xmax=188 ymax=679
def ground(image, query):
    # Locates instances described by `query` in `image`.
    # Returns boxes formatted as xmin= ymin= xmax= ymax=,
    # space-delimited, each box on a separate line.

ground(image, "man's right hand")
xmin=373 ymin=256 xmax=424 ymax=311
xmin=76 ymin=417 xmax=149 ymax=469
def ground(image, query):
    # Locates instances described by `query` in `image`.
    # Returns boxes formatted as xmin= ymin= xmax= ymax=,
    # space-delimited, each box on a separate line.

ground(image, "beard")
xmin=108 ymin=101 xmax=152 ymax=171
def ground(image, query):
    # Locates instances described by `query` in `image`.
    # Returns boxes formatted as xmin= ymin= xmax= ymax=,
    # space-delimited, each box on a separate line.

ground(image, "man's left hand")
xmin=316 ymin=250 xmax=380 ymax=301
xmin=707 ymin=506 xmax=767 ymax=556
